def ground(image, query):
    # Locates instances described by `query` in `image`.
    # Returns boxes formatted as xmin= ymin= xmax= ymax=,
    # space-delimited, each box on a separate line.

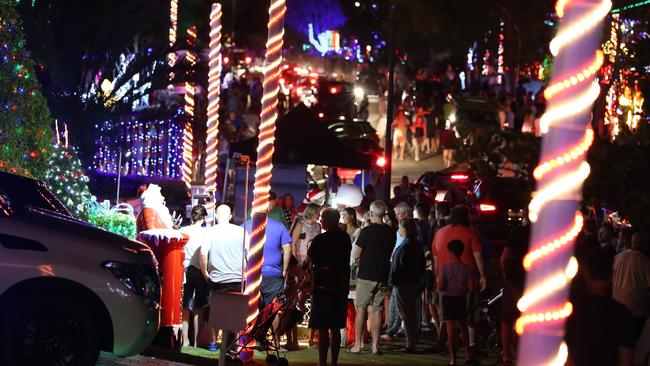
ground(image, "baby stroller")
xmin=473 ymin=288 xmax=503 ymax=357
xmin=227 ymin=269 xmax=311 ymax=366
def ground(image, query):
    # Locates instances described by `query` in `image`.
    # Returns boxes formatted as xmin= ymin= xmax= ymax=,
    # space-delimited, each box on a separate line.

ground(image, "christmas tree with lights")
xmin=43 ymin=143 xmax=92 ymax=217
xmin=0 ymin=1 xmax=52 ymax=179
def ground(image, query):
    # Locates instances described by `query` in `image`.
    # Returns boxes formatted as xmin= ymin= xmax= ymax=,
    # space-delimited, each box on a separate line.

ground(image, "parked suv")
xmin=0 ymin=171 xmax=160 ymax=365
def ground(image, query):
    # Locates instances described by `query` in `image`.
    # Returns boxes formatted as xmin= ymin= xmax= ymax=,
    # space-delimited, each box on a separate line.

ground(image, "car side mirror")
xmin=0 ymin=194 xmax=14 ymax=217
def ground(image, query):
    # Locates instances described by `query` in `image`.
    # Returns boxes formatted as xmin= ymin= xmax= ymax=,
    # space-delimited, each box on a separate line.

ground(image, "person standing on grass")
xmin=437 ymin=240 xmax=478 ymax=366
xmin=308 ymin=208 xmax=352 ymax=366
xmin=180 ymin=205 xmax=208 ymax=348
xmin=350 ymin=200 xmax=396 ymax=355
xmin=200 ymin=204 xmax=247 ymax=351
xmin=390 ymin=219 xmax=426 ymax=353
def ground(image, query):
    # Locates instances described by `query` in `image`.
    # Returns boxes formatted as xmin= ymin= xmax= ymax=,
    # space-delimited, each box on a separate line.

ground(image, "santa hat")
xmin=297 ymin=187 xmax=326 ymax=214
xmin=302 ymin=187 xmax=325 ymax=205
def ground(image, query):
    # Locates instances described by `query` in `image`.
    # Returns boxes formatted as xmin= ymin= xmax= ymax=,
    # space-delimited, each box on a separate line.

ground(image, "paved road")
xmin=391 ymin=152 xmax=445 ymax=186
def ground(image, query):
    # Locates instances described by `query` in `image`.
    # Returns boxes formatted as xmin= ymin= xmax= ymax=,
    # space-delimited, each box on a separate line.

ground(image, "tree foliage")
xmin=0 ymin=1 xmax=52 ymax=179
xmin=43 ymin=144 xmax=91 ymax=217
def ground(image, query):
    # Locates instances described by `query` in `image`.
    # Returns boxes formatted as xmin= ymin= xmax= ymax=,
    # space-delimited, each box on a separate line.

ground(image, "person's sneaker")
xmin=207 ymin=343 xmax=219 ymax=352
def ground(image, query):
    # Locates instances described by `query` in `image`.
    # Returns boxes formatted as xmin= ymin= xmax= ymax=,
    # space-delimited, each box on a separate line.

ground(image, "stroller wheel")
xmin=277 ymin=357 xmax=289 ymax=366
xmin=487 ymin=331 xmax=502 ymax=357
xmin=266 ymin=354 xmax=278 ymax=364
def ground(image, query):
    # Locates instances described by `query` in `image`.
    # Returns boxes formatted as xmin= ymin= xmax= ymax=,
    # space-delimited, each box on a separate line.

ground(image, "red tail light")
xmin=330 ymin=87 xmax=339 ymax=94
xmin=223 ymin=56 xmax=230 ymax=64
xmin=479 ymin=203 xmax=497 ymax=212
xmin=245 ymin=56 xmax=252 ymax=64
xmin=376 ymin=156 xmax=387 ymax=168
xmin=451 ymin=174 xmax=469 ymax=181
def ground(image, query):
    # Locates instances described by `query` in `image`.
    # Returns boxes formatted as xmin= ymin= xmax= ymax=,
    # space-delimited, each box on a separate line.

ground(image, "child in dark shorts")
xmin=437 ymin=240 xmax=477 ymax=366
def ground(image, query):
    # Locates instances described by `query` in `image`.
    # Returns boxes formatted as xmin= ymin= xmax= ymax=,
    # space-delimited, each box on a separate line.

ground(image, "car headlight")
xmin=354 ymin=86 xmax=364 ymax=99
xmin=103 ymin=261 xmax=161 ymax=308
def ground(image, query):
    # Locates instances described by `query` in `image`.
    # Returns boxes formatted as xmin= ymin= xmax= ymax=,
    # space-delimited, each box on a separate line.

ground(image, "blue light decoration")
xmin=308 ymin=23 xmax=340 ymax=56
xmin=91 ymin=109 xmax=183 ymax=179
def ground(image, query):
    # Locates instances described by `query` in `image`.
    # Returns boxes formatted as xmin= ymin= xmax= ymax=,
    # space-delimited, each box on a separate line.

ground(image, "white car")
xmin=0 ymin=171 xmax=160 ymax=365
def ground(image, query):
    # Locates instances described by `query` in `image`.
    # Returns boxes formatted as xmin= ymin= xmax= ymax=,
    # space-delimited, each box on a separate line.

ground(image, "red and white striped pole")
xmin=517 ymin=1 xmax=610 ymax=365
xmin=245 ymin=0 xmax=286 ymax=323
xmin=205 ymin=3 xmax=222 ymax=217
xmin=167 ymin=0 xmax=179 ymax=86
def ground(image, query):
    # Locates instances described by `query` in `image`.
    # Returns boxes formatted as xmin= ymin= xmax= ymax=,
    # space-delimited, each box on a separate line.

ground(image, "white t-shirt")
xmin=201 ymin=223 xmax=248 ymax=284
xmin=181 ymin=224 xmax=206 ymax=269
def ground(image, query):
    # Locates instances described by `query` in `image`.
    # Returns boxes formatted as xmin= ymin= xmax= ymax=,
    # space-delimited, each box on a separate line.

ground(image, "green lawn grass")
xmin=180 ymin=331 xmax=494 ymax=366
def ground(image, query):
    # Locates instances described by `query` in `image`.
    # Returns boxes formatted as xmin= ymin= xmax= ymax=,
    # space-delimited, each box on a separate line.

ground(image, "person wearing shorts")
xmin=200 ymin=205 xmax=247 ymax=351
xmin=180 ymin=205 xmax=208 ymax=347
xmin=437 ymin=240 xmax=478 ymax=366
xmin=350 ymin=200 xmax=396 ymax=354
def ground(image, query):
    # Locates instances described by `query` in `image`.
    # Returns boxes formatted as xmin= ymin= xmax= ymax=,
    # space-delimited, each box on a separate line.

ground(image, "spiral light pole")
xmin=204 ymin=3 xmax=223 ymax=216
xmin=516 ymin=1 xmax=610 ymax=365
xmin=167 ymin=0 xmax=179 ymax=86
xmin=245 ymin=0 xmax=286 ymax=325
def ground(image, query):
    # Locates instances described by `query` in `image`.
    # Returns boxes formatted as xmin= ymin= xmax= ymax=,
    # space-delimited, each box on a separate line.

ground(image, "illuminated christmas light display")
xmin=181 ymin=26 xmax=199 ymax=190
xmin=497 ymin=21 xmax=504 ymax=85
xmin=246 ymin=0 xmax=286 ymax=327
xmin=181 ymin=111 xmax=194 ymax=189
xmin=518 ymin=1 xmax=609 ymax=365
xmin=602 ymin=14 xmax=646 ymax=139
xmin=308 ymin=23 xmax=340 ymax=56
xmin=204 ymin=3 xmax=223 ymax=215
xmin=168 ymin=0 xmax=179 ymax=85
xmin=92 ymin=113 xmax=183 ymax=178
xmin=44 ymin=144 xmax=92 ymax=217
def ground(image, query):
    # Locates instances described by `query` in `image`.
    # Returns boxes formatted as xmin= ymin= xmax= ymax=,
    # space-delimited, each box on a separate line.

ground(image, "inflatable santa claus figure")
xmin=136 ymin=184 xmax=174 ymax=233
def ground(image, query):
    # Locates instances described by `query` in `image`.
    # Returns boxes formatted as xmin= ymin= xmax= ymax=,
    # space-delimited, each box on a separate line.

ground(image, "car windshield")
xmin=0 ymin=176 xmax=71 ymax=216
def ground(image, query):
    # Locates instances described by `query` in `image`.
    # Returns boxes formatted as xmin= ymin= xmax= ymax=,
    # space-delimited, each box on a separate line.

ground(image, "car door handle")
xmin=0 ymin=233 xmax=48 ymax=252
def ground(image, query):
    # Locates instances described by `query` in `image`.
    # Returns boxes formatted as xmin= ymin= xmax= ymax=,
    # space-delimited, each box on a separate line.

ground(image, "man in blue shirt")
xmin=243 ymin=216 xmax=292 ymax=308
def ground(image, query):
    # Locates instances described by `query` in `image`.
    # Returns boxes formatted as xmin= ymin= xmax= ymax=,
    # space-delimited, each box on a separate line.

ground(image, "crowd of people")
xmin=174 ymin=175 xmax=650 ymax=366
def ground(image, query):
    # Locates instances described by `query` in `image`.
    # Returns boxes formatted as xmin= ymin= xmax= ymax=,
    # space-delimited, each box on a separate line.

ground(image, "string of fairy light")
xmin=204 ymin=3 xmax=223 ymax=216
xmin=168 ymin=0 xmax=179 ymax=85
xmin=245 ymin=0 xmax=287 ymax=326
xmin=181 ymin=23 xmax=198 ymax=190
xmin=517 ymin=0 xmax=610 ymax=364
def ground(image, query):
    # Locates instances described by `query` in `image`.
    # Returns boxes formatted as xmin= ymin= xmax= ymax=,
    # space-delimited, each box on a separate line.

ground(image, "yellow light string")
xmin=544 ymin=51 xmax=603 ymax=100
xmin=518 ymin=257 xmax=578 ymax=312
xmin=533 ymin=129 xmax=594 ymax=181
xmin=168 ymin=0 xmax=179 ymax=85
xmin=539 ymin=81 xmax=600 ymax=134
xmin=204 ymin=3 xmax=222 ymax=216
xmin=516 ymin=301 xmax=573 ymax=335
xmin=245 ymin=0 xmax=286 ymax=326
xmin=550 ymin=0 xmax=612 ymax=56
xmin=528 ymin=161 xmax=590 ymax=223
xmin=181 ymin=81 xmax=194 ymax=190
xmin=519 ymin=1 xmax=608 ymax=363
xmin=523 ymin=212 xmax=583 ymax=270
xmin=555 ymin=0 xmax=569 ymax=18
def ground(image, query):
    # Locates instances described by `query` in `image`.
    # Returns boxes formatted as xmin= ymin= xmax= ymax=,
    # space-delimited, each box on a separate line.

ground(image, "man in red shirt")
xmin=432 ymin=205 xmax=486 ymax=357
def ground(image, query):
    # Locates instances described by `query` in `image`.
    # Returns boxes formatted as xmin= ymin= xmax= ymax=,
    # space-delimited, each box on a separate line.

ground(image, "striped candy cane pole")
xmin=204 ymin=3 xmax=222 ymax=217
xmin=168 ymin=0 xmax=179 ymax=86
xmin=245 ymin=0 xmax=286 ymax=325
xmin=181 ymin=82 xmax=195 ymax=190
xmin=517 ymin=1 xmax=610 ymax=365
